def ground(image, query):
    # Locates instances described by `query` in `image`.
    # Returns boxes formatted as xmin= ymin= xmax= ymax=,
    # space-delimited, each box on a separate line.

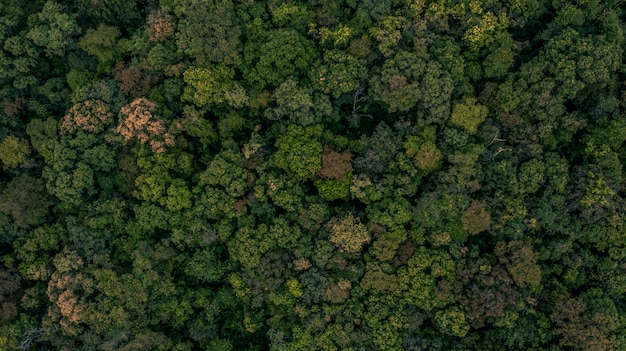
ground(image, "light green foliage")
xmin=26 ymin=1 xmax=81 ymax=57
xmin=315 ymin=171 xmax=352 ymax=201
xmin=66 ymin=69 xmax=94 ymax=92
xmin=434 ymin=307 xmax=470 ymax=337
xmin=182 ymin=65 xmax=234 ymax=107
xmin=133 ymin=151 xmax=193 ymax=211
xmin=269 ymin=217 xmax=302 ymax=249
xmin=311 ymin=49 xmax=367 ymax=98
xmin=0 ymin=136 xmax=30 ymax=168
xmin=350 ymin=174 xmax=384 ymax=204
xmin=327 ymin=212 xmax=370 ymax=253
xmin=398 ymin=247 xmax=456 ymax=311
xmin=165 ymin=179 xmax=192 ymax=211
xmin=269 ymin=2 xmax=314 ymax=29
xmin=514 ymin=159 xmax=546 ymax=195
xmin=463 ymin=11 xmax=510 ymax=52
xmin=370 ymin=16 xmax=406 ymax=58
xmin=366 ymin=197 xmax=412 ymax=229
xmin=449 ymin=97 xmax=488 ymax=135
xmin=273 ymin=124 xmax=323 ymax=180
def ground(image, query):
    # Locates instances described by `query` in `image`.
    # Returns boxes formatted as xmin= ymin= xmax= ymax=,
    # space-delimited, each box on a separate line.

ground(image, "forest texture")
xmin=1 ymin=0 xmax=626 ymax=350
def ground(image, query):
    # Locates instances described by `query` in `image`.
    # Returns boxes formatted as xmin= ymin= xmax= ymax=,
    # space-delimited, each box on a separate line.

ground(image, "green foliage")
xmin=327 ymin=212 xmax=370 ymax=253
xmin=182 ymin=65 xmax=235 ymax=107
xmin=366 ymin=197 xmax=412 ymax=229
xmin=369 ymin=50 xmax=426 ymax=112
xmin=311 ymin=49 xmax=367 ymax=98
xmin=399 ymin=247 xmax=456 ymax=311
xmin=0 ymin=174 xmax=52 ymax=229
xmin=273 ymin=124 xmax=323 ymax=180
xmin=3 ymin=1 xmax=626 ymax=350
xmin=26 ymin=1 xmax=81 ymax=57
xmin=0 ymin=136 xmax=30 ymax=168
xmin=243 ymin=28 xmax=317 ymax=88
xmin=264 ymin=78 xmax=317 ymax=126
xmin=79 ymin=24 xmax=126 ymax=66
xmin=434 ymin=307 xmax=470 ymax=337
xmin=449 ymin=98 xmax=488 ymax=135
xmin=175 ymin=0 xmax=241 ymax=65
xmin=73 ymin=0 xmax=142 ymax=27
xmin=315 ymin=171 xmax=352 ymax=201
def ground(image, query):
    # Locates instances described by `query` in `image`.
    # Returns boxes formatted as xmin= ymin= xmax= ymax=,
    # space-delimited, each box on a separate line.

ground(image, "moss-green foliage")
xmin=315 ymin=171 xmax=352 ymax=201
xmin=2 ymin=1 xmax=626 ymax=350
xmin=273 ymin=124 xmax=323 ymax=180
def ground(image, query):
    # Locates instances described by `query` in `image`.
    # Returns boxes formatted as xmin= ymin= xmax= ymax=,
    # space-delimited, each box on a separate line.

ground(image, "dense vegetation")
xmin=1 ymin=0 xmax=626 ymax=350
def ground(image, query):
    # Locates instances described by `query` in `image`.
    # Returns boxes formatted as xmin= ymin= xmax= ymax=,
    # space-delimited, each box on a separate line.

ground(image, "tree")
xmin=0 ymin=136 xmax=30 ymax=168
xmin=494 ymin=240 xmax=542 ymax=289
xmin=550 ymin=290 xmax=620 ymax=351
xmin=79 ymin=24 xmax=125 ymax=67
xmin=317 ymin=146 xmax=353 ymax=181
xmin=174 ymin=0 xmax=241 ymax=65
xmin=146 ymin=11 xmax=174 ymax=43
xmin=182 ymin=65 xmax=235 ymax=108
xmin=112 ymin=62 xmax=152 ymax=97
xmin=26 ymin=1 xmax=81 ymax=57
xmin=73 ymin=0 xmax=142 ymax=28
xmin=243 ymin=28 xmax=317 ymax=88
xmin=353 ymin=122 xmax=401 ymax=174
xmin=0 ymin=174 xmax=52 ymax=228
xmin=263 ymin=78 xmax=317 ymax=126
xmin=403 ymin=125 xmax=443 ymax=176
xmin=61 ymin=100 xmax=113 ymax=134
xmin=398 ymin=247 xmax=456 ymax=311
xmin=311 ymin=49 xmax=367 ymax=98
xmin=273 ymin=124 xmax=323 ymax=181
xmin=369 ymin=50 xmax=426 ymax=113
xmin=327 ymin=212 xmax=370 ymax=253
xmin=434 ymin=307 xmax=470 ymax=337
xmin=116 ymin=98 xmax=175 ymax=153
xmin=197 ymin=149 xmax=248 ymax=199
xmin=460 ymin=200 xmax=491 ymax=235
xmin=366 ymin=197 xmax=412 ymax=230
xmin=457 ymin=259 xmax=519 ymax=328
xmin=0 ymin=267 xmax=21 ymax=322
xmin=449 ymin=97 xmax=488 ymax=135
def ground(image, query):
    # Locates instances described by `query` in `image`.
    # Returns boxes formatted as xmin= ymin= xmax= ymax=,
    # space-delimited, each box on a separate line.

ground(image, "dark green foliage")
xmin=174 ymin=0 xmax=241 ymax=65
xmin=2 ymin=1 xmax=626 ymax=350
xmin=242 ymin=28 xmax=317 ymax=88
xmin=0 ymin=174 xmax=52 ymax=229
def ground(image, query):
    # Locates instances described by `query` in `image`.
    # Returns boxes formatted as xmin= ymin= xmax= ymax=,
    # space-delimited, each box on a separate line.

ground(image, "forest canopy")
xmin=1 ymin=0 xmax=626 ymax=350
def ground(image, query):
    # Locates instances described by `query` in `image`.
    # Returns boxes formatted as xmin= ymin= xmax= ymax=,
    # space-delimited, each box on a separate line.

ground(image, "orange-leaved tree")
xmin=116 ymin=98 xmax=174 ymax=153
